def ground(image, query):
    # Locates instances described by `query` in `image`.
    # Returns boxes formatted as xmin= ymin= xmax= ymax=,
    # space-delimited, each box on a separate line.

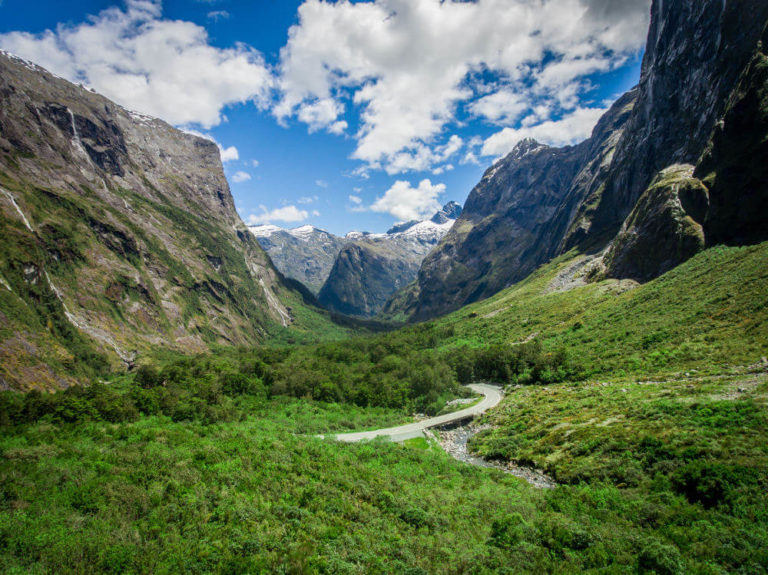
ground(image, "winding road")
xmin=332 ymin=383 xmax=503 ymax=443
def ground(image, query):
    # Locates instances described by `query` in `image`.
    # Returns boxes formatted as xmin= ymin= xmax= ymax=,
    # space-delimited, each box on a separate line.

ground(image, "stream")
xmin=433 ymin=423 xmax=557 ymax=489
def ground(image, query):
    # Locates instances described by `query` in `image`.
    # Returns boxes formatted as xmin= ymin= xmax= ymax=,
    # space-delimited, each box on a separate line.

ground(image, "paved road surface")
xmin=332 ymin=383 xmax=503 ymax=443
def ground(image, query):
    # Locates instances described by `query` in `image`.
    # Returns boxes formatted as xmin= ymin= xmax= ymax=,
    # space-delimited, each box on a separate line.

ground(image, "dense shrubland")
xmin=0 ymin=244 xmax=765 ymax=573
xmin=0 ymin=321 xmax=576 ymax=431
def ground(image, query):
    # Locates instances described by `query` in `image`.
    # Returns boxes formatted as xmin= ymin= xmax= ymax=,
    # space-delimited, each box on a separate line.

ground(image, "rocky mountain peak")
xmin=510 ymin=137 xmax=547 ymax=158
xmin=431 ymin=201 xmax=462 ymax=224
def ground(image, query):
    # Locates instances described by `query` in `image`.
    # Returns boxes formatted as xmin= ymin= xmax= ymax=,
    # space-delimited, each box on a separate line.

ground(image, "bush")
xmin=489 ymin=513 xmax=533 ymax=548
xmin=671 ymin=461 xmax=742 ymax=509
xmin=638 ymin=540 xmax=685 ymax=574
xmin=134 ymin=365 xmax=162 ymax=389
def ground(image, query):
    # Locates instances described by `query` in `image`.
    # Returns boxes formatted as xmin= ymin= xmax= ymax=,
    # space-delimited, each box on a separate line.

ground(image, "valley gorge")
xmin=251 ymin=202 xmax=461 ymax=317
xmin=0 ymin=1 xmax=767 ymax=573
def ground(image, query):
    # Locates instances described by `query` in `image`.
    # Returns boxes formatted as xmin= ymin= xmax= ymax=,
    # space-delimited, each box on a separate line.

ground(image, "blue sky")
xmin=0 ymin=0 xmax=650 ymax=235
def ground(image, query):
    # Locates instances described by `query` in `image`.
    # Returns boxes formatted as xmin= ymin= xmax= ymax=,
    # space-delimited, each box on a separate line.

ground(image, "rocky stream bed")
xmin=433 ymin=424 xmax=557 ymax=489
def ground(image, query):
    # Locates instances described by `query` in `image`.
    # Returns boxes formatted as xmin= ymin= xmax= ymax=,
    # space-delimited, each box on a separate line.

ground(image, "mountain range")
xmin=1 ymin=0 xmax=767 ymax=388
xmin=250 ymin=201 xmax=461 ymax=317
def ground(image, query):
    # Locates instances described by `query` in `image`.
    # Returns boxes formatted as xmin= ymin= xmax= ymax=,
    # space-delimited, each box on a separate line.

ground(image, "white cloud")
xmin=296 ymin=98 xmax=348 ymax=134
xmin=348 ymin=194 xmax=362 ymax=204
xmin=297 ymin=195 xmax=319 ymax=204
xmin=384 ymin=135 xmax=463 ymax=175
xmin=207 ymin=10 xmax=229 ymax=22
xmin=315 ymin=180 xmax=328 ymax=188
xmin=311 ymin=210 xmax=320 ymax=217
xmin=219 ymin=145 xmax=239 ymax=163
xmin=249 ymin=159 xmax=260 ymax=168
xmin=247 ymin=205 xmax=309 ymax=225
xmin=276 ymin=0 xmax=650 ymax=172
xmin=371 ymin=179 xmax=445 ymax=222
xmin=482 ymin=106 xmax=608 ymax=157
xmin=432 ymin=164 xmax=454 ymax=175
xmin=231 ymin=171 xmax=252 ymax=183
xmin=0 ymin=0 xmax=273 ymax=128
xmin=470 ymin=90 xmax=529 ymax=124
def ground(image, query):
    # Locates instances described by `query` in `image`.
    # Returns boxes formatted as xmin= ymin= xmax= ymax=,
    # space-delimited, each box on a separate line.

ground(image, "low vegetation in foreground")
xmin=0 ymin=243 xmax=766 ymax=573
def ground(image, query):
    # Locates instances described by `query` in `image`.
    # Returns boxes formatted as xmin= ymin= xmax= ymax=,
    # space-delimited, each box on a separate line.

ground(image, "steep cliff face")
xmin=249 ymin=225 xmax=347 ymax=294
xmin=694 ymin=29 xmax=768 ymax=248
xmin=564 ymin=0 xmax=768 ymax=251
xmin=318 ymin=203 xmax=461 ymax=317
xmin=0 ymin=51 xmax=315 ymax=390
xmin=402 ymin=0 xmax=768 ymax=321
xmin=409 ymin=90 xmax=636 ymax=321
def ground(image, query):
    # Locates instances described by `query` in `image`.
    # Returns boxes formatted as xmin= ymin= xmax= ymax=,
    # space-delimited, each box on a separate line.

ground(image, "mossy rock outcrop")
xmin=605 ymin=165 xmax=707 ymax=281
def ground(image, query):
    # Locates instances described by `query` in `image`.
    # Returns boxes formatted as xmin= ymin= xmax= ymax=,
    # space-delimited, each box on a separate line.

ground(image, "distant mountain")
xmin=249 ymin=224 xmax=347 ymax=294
xmin=393 ymin=0 xmax=768 ymax=322
xmin=0 ymin=50 xmax=334 ymax=391
xmin=317 ymin=202 xmax=461 ymax=317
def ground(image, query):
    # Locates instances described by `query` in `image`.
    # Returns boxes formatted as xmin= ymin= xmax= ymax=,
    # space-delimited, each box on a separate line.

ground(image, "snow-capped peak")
xmin=248 ymin=224 xmax=284 ymax=238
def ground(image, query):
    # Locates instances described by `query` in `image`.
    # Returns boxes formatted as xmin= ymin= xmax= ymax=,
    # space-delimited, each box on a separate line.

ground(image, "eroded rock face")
xmin=608 ymin=23 xmax=768 ymax=280
xmin=562 ymin=0 xmax=768 ymax=251
xmin=397 ymin=0 xmax=768 ymax=322
xmin=0 ymin=51 xmax=297 ymax=390
xmin=695 ymin=34 xmax=768 ymax=247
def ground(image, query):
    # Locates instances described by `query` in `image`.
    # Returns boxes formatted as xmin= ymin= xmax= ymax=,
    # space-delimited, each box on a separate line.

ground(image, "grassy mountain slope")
xmin=433 ymin=243 xmax=768 ymax=377
xmin=0 ymin=51 xmax=347 ymax=390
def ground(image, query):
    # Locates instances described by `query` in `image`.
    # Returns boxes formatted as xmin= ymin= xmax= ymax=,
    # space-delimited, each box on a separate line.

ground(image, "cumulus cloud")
xmin=432 ymin=164 xmax=454 ymax=176
xmin=297 ymin=195 xmax=319 ymax=204
xmin=384 ymin=135 xmax=463 ymax=175
xmin=276 ymin=0 xmax=650 ymax=172
xmin=470 ymin=90 xmax=529 ymax=124
xmin=219 ymin=145 xmax=239 ymax=163
xmin=348 ymin=194 xmax=362 ymax=204
xmin=371 ymin=179 xmax=445 ymax=222
xmin=247 ymin=205 xmax=309 ymax=225
xmin=231 ymin=171 xmax=252 ymax=183
xmin=481 ymin=106 xmax=609 ymax=157
xmin=0 ymin=0 xmax=273 ymax=128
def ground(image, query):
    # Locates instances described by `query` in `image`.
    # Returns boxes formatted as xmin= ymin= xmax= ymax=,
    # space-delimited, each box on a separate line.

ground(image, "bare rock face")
xmin=0 ymin=51 xmax=303 ymax=390
xmin=695 ymin=32 xmax=768 ymax=247
xmin=562 ymin=0 xmax=768 ymax=251
xmin=396 ymin=0 xmax=768 ymax=322
xmin=607 ymin=23 xmax=768 ymax=279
